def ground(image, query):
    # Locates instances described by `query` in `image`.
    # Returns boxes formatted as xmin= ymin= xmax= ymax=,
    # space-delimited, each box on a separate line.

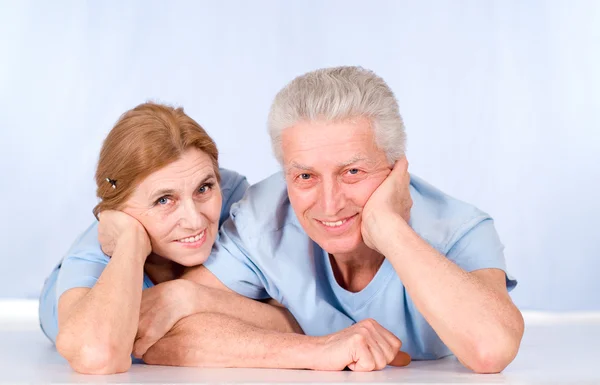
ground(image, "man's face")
xmin=282 ymin=118 xmax=391 ymax=255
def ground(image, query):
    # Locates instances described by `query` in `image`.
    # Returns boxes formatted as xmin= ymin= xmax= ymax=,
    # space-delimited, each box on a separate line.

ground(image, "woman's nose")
xmin=178 ymin=199 xmax=204 ymax=229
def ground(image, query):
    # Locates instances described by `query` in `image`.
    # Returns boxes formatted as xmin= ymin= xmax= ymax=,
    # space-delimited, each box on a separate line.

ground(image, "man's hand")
xmin=314 ymin=318 xmax=411 ymax=371
xmin=97 ymin=210 xmax=151 ymax=257
xmin=133 ymin=279 xmax=203 ymax=358
xmin=361 ymin=157 xmax=412 ymax=252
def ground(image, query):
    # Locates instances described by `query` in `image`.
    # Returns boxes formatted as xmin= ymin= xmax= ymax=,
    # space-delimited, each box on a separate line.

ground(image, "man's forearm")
xmin=378 ymin=215 xmax=523 ymax=373
xmin=197 ymin=285 xmax=303 ymax=334
xmin=142 ymin=313 xmax=315 ymax=369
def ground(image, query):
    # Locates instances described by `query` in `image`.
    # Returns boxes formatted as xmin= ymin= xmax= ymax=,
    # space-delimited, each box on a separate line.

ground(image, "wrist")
xmin=379 ymin=217 xmax=423 ymax=258
xmin=286 ymin=334 xmax=326 ymax=370
xmin=368 ymin=212 xmax=407 ymax=250
xmin=114 ymin=231 xmax=151 ymax=262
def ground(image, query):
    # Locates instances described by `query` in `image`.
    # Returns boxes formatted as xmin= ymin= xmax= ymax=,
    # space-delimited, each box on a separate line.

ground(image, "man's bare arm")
xmin=361 ymin=158 xmax=524 ymax=373
xmin=368 ymin=213 xmax=523 ymax=373
xmin=143 ymin=313 xmax=411 ymax=371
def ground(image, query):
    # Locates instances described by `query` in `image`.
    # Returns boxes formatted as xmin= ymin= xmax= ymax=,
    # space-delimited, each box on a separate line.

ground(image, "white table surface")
xmin=1 ymin=300 xmax=599 ymax=384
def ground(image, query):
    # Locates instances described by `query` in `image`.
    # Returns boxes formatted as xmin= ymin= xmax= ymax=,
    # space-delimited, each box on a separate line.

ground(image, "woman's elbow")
xmin=56 ymin=332 xmax=131 ymax=374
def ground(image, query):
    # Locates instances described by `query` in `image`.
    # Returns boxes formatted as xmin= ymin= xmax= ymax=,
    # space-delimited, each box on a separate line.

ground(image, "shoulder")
xmin=218 ymin=168 xmax=249 ymax=193
xmin=61 ymin=221 xmax=109 ymax=265
xmin=54 ymin=221 xmax=113 ymax=300
xmin=409 ymin=174 xmax=492 ymax=254
xmin=217 ymin=168 xmax=250 ymax=225
xmin=66 ymin=221 xmax=108 ymax=259
xmin=229 ymin=171 xmax=298 ymax=235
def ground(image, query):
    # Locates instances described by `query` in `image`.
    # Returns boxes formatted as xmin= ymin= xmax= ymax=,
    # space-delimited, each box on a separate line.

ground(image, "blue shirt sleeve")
xmin=56 ymin=248 xmax=110 ymax=300
xmin=446 ymin=218 xmax=517 ymax=291
xmin=203 ymin=218 xmax=270 ymax=300
xmin=218 ymin=168 xmax=249 ymax=226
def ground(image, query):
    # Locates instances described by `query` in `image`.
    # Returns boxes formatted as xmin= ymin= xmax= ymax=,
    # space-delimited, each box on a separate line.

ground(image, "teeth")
xmin=321 ymin=219 xmax=347 ymax=227
xmin=178 ymin=230 xmax=205 ymax=243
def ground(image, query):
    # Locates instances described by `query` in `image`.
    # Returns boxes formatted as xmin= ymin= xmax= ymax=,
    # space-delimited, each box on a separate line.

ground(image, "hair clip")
xmin=105 ymin=177 xmax=117 ymax=189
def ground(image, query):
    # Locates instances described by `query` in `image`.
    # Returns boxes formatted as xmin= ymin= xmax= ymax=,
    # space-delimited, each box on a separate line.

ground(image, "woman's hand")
xmin=97 ymin=210 xmax=152 ymax=258
xmin=133 ymin=279 xmax=206 ymax=358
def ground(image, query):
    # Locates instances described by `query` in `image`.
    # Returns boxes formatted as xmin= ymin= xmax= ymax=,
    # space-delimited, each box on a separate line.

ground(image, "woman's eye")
xmin=198 ymin=183 xmax=213 ymax=194
xmin=157 ymin=197 xmax=170 ymax=205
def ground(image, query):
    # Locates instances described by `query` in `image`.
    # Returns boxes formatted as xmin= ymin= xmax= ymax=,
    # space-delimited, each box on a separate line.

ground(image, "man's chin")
xmin=317 ymin=238 xmax=362 ymax=256
xmin=307 ymin=221 xmax=363 ymax=253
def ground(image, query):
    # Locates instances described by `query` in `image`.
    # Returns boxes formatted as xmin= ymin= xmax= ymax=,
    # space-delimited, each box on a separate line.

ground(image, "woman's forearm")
xmin=56 ymin=234 xmax=147 ymax=374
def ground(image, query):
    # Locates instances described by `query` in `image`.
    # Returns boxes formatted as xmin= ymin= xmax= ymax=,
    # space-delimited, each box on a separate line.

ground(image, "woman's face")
xmin=122 ymin=148 xmax=222 ymax=266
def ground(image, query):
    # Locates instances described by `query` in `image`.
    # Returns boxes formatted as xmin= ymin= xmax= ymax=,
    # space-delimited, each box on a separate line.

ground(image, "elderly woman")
xmin=39 ymin=103 xmax=299 ymax=374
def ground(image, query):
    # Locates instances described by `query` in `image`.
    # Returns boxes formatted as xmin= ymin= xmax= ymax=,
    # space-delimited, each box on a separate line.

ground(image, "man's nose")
xmin=320 ymin=179 xmax=344 ymax=217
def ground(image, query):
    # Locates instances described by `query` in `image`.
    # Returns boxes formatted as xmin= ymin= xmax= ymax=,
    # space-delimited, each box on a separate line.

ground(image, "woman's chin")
xmin=168 ymin=250 xmax=211 ymax=267
xmin=169 ymin=252 xmax=208 ymax=267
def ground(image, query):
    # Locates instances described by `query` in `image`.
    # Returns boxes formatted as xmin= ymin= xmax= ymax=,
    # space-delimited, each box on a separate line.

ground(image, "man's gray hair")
xmin=268 ymin=66 xmax=406 ymax=164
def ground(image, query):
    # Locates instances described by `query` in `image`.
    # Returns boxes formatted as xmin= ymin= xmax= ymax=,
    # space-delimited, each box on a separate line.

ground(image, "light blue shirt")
xmin=38 ymin=168 xmax=249 ymax=343
xmin=203 ymin=172 xmax=517 ymax=360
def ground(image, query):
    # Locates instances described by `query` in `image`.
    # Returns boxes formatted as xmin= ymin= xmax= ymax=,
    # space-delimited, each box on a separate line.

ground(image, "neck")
xmin=329 ymin=243 xmax=385 ymax=293
xmin=144 ymin=253 xmax=184 ymax=285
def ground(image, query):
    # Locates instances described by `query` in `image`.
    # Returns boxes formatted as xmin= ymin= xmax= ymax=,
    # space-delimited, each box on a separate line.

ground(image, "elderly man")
xmin=128 ymin=66 xmax=524 ymax=373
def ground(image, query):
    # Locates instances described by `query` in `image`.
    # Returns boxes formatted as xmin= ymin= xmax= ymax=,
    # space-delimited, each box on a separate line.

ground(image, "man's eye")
xmin=348 ymin=168 xmax=359 ymax=175
xmin=300 ymin=173 xmax=311 ymax=180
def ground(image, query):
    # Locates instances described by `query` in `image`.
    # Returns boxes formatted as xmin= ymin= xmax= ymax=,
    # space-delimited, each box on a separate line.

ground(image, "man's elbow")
xmin=468 ymin=346 xmax=516 ymax=374
xmin=56 ymin=332 xmax=131 ymax=374
xmin=468 ymin=316 xmax=524 ymax=374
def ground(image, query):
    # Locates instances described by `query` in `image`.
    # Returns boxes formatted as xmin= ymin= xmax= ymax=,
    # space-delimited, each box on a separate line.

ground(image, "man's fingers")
xmin=365 ymin=327 xmax=396 ymax=365
xmin=388 ymin=157 xmax=409 ymax=189
xmin=371 ymin=324 xmax=402 ymax=354
xmin=348 ymin=342 xmax=376 ymax=372
xmin=389 ymin=351 xmax=412 ymax=367
xmin=392 ymin=156 xmax=408 ymax=173
xmin=366 ymin=337 xmax=388 ymax=370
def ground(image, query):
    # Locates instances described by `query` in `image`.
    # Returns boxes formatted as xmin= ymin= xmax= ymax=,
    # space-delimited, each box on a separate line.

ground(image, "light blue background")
xmin=1 ymin=0 xmax=598 ymax=310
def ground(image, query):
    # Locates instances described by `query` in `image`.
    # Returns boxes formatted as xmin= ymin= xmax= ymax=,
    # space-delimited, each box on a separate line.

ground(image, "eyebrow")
xmin=286 ymin=162 xmax=314 ymax=173
xmin=148 ymin=173 xmax=217 ymax=202
xmin=286 ymin=155 xmax=368 ymax=174
xmin=337 ymin=155 xmax=367 ymax=168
